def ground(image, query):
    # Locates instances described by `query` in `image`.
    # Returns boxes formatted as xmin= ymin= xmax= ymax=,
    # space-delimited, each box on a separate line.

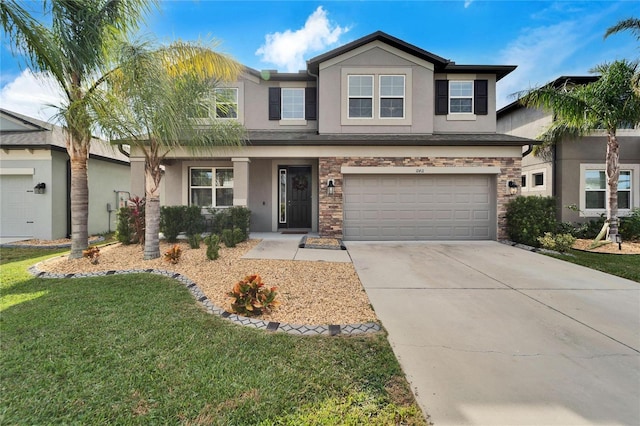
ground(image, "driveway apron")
xmin=346 ymin=241 xmax=640 ymax=426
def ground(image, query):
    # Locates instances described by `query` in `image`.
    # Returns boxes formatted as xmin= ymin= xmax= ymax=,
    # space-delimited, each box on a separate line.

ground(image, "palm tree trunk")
xmin=68 ymin=138 xmax=89 ymax=259
xmin=606 ymin=133 xmax=620 ymax=239
xmin=143 ymin=157 xmax=162 ymax=260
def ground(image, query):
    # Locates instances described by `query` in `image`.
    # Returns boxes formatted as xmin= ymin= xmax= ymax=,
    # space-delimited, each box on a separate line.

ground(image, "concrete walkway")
xmin=244 ymin=232 xmax=351 ymax=262
xmin=346 ymin=241 xmax=640 ymax=426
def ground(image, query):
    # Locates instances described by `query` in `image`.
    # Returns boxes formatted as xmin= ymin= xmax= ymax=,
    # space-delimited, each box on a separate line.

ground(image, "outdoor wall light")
xmin=34 ymin=182 xmax=46 ymax=194
xmin=508 ymin=180 xmax=518 ymax=195
xmin=327 ymin=179 xmax=335 ymax=196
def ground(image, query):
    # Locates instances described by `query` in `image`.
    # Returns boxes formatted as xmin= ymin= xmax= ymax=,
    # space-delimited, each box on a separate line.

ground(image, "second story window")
xmin=281 ymin=88 xmax=304 ymax=120
xmin=449 ymin=81 xmax=473 ymax=113
xmin=379 ymin=75 xmax=405 ymax=118
xmin=214 ymin=88 xmax=238 ymax=119
xmin=348 ymin=75 xmax=374 ymax=118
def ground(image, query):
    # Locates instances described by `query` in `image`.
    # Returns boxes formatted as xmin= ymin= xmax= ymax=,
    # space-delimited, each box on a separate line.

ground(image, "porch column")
xmin=232 ymin=157 xmax=250 ymax=206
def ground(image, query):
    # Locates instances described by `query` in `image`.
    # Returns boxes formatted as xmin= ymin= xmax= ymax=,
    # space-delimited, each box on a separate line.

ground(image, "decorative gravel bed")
xmin=37 ymin=240 xmax=378 ymax=326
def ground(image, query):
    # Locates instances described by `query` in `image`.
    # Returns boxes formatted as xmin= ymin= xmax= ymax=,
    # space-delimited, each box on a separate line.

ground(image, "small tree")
xmin=97 ymin=40 xmax=246 ymax=259
xmin=520 ymin=60 xmax=640 ymax=241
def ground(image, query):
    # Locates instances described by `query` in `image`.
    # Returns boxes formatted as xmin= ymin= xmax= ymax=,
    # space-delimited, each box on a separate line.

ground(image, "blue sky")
xmin=1 ymin=0 xmax=638 ymax=123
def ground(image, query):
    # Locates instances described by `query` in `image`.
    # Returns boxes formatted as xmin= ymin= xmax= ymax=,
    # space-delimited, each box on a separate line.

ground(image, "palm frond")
xmin=604 ymin=17 xmax=640 ymax=40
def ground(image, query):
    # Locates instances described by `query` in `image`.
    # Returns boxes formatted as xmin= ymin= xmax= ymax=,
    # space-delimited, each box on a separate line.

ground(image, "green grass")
xmin=546 ymin=249 xmax=640 ymax=282
xmin=0 ymin=248 xmax=427 ymax=425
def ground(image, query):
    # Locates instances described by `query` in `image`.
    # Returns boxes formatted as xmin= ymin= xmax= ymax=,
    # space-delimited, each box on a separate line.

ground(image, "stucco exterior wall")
xmin=247 ymin=159 xmax=272 ymax=231
xmin=318 ymin=44 xmax=435 ymax=134
xmin=433 ymin=73 xmax=498 ymax=134
xmin=87 ymin=157 xmax=130 ymax=235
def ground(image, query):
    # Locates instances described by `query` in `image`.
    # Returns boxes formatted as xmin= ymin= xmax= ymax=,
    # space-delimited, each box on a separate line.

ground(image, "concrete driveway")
xmin=346 ymin=241 xmax=640 ymax=426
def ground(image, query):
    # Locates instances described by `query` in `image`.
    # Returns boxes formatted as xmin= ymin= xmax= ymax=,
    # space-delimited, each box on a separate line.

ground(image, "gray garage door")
xmin=0 ymin=174 xmax=34 ymax=238
xmin=343 ymin=174 xmax=495 ymax=240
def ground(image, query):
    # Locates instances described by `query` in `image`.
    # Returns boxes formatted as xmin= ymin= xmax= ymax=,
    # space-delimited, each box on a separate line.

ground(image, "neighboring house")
xmin=497 ymin=76 xmax=640 ymax=225
xmin=130 ymin=31 xmax=531 ymax=241
xmin=0 ymin=109 xmax=131 ymax=240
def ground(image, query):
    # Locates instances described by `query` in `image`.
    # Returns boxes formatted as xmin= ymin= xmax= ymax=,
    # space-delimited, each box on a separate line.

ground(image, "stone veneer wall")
xmin=318 ymin=156 xmax=521 ymax=240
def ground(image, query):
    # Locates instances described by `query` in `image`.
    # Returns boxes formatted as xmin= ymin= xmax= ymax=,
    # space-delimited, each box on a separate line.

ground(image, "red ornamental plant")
xmin=227 ymin=274 xmax=279 ymax=316
xmin=129 ymin=196 xmax=145 ymax=245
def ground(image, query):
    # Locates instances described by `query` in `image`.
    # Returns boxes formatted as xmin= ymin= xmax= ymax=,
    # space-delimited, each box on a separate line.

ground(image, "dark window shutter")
xmin=474 ymin=80 xmax=488 ymax=115
xmin=268 ymin=87 xmax=281 ymax=120
xmin=435 ymin=80 xmax=448 ymax=115
xmin=305 ymin=87 xmax=317 ymax=120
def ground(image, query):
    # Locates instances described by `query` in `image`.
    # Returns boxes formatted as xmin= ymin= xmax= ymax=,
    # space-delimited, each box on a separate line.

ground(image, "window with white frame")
xmin=348 ymin=75 xmax=374 ymax=118
xmin=379 ymin=75 xmax=405 ymax=118
xmin=584 ymin=169 xmax=633 ymax=211
xmin=533 ymin=172 xmax=544 ymax=187
xmin=281 ymin=88 xmax=304 ymax=120
xmin=214 ymin=88 xmax=238 ymax=119
xmin=189 ymin=168 xmax=233 ymax=207
xmin=449 ymin=81 xmax=473 ymax=113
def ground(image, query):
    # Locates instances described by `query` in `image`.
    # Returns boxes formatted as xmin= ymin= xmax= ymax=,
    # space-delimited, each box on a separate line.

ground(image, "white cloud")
xmin=256 ymin=6 xmax=348 ymax=72
xmin=0 ymin=69 xmax=65 ymax=123
xmin=464 ymin=0 xmax=474 ymax=8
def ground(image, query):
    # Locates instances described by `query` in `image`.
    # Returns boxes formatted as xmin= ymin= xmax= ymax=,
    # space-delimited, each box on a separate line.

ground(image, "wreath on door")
xmin=292 ymin=174 xmax=309 ymax=191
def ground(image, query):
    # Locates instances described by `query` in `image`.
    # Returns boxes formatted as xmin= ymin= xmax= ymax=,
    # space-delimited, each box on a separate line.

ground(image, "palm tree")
xmin=96 ymin=40 xmax=246 ymax=259
xmin=604 ymin=18 xmax=640 ymax=41
xmin=0 ymin=0 xmax=155 ymax=258
xmin=520 ymin=60 xmax=640 ymax=240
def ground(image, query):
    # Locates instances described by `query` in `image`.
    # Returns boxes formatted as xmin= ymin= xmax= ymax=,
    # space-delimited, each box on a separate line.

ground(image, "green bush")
xmin=204 ymin=234 xmax=220 ymax=260
xmin=160 ymin=206 xmax=185 ymax=243
xmin=505 ymin=196 xmax=557 ymax=247
xmin=207 ymin=206 xmax=251 ymax=242
xmin=115 ymin=207 xmax=132 ymax=244
xmin=222 ymin=228 xmax=236 ymax=248
xmin=620 ymin=208 xmax=640 ymax=241
xmin=188 ymin=234 xmax=201 ymax=249
xmin=537 ymin=232 xmax=576 ymax=253
xmin=160 ymin=205 xmax=205 ymax=243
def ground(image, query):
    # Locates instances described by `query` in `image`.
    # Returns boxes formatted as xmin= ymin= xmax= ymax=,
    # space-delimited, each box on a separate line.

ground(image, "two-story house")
xmin=130 ymin=31 xmax=530 ymax=241
xmin=497 ymin=76 xmax=640 ymax=225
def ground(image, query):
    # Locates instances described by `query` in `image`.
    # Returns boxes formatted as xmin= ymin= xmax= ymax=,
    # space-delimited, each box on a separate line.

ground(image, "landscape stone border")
xmin=28 ymin=262 xmax=381 ymax=336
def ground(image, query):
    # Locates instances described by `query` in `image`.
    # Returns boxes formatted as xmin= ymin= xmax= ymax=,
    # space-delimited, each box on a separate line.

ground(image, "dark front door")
xmin=279 ymin=166 xmax=312 ymax=229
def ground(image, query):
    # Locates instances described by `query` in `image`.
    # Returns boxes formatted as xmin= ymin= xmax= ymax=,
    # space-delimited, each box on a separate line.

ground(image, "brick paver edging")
xmin=28 ymin=263 xmax=381 ymax=336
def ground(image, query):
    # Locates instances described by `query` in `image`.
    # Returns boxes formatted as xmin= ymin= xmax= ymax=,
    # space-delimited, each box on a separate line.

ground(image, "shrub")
xmin=188 ymin=234 xmax=201 ymax=249
xmin=537 ymin=232 xmax=576 ymax=253
xmin=222 ymin=228 xmax=236 ymax=247
xmin=184 ymin=205 xmax=205 ymax=237
xmin=163 ymin=244 xmax=182 ymax=264
xmin=204 ymin=234 xmax=220 ymax=260
xmin=160 ymin=205 xmax=205 ymax=243
xmin=115 ymin=207 xmax=132 ymax=244
xmin=505 ymin=196 xmax=557 ymax=247
xmin=620 ymin=208 xmax=640 ymax=241
xmin=115 ymin=197 xmax=145 ymax=244
xmin=82 ymin=246 xmax=100 ymax=264
xmin=227 ymin=274 xmax=279 ymax=316
xmin=207 ymin=206 xmax=251 ymax=241
xmin=160 ymin=206 xmax=185 ymax=243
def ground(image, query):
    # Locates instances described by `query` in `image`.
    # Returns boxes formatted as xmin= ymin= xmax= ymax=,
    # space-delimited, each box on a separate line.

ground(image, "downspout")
xmin=117 ymin=144 xmax=130 ymax=158
xmin=522 ymin=144 xmax=533 ymax=157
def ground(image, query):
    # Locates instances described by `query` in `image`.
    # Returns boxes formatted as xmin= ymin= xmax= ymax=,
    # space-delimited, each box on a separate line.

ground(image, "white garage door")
xmin=0 ymin=175 xmax=34 ymax=238
xmin=343 ymin=174 xmax=496 ymax=240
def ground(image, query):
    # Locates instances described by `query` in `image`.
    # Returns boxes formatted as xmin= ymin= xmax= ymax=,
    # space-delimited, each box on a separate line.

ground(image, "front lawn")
xmin=0 ymin=248 xmax=427 ymax=425
xmin=546 ymin=249 xmax=640 ymax=283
